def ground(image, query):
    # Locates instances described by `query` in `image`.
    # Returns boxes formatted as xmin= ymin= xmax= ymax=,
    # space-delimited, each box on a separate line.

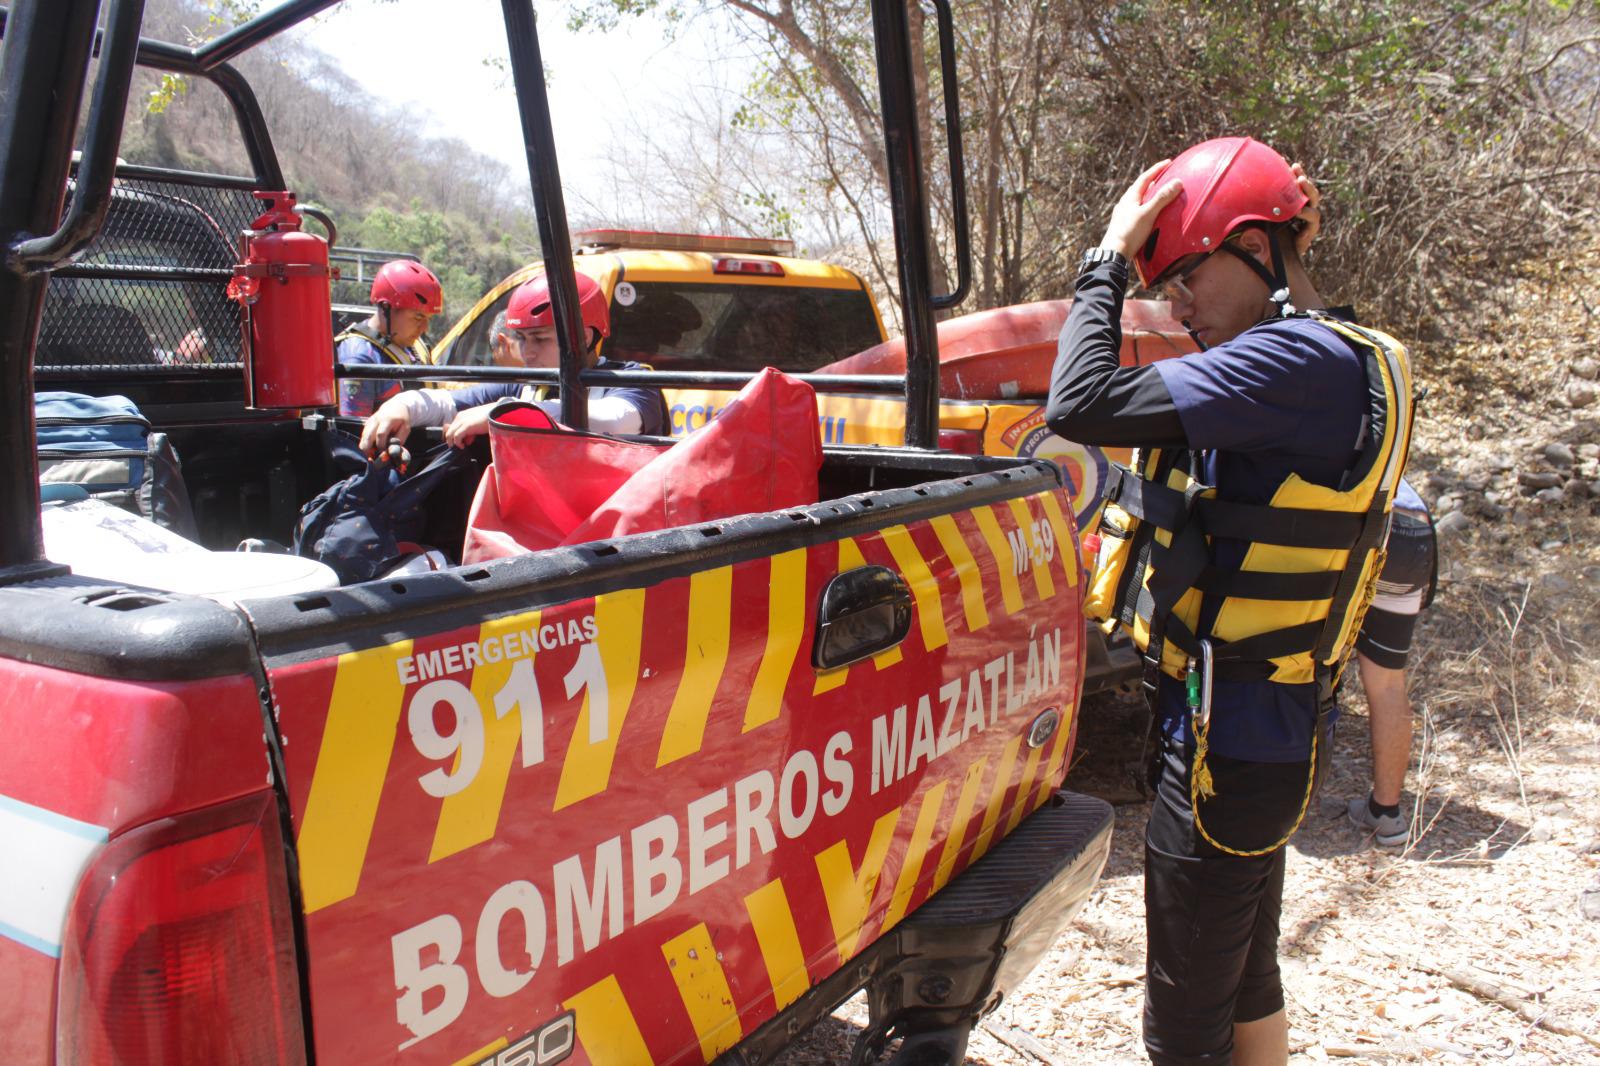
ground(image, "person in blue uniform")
xmin=1047 ymin=138 xmax=1412 ymax=1066
xmin=336 ymin=260 xmax=444 ymax=418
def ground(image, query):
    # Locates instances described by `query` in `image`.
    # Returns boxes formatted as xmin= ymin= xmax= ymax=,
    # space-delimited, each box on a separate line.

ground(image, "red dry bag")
xmin=463 ymin=367 xmax=822 ymax=562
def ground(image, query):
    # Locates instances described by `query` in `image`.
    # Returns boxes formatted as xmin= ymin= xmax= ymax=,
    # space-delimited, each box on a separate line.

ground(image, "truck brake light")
xmin=713 ymin=257 xmax=786 ymax=276
xmin=55 ymin=792 xmax=307 ymax=1066
xmin=936 ymin=428 xmax=983 ymax=454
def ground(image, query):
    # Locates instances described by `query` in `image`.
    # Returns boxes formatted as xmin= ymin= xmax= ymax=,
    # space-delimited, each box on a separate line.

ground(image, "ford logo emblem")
xmin=1027 ymin=707 xmax=1060 ymax=749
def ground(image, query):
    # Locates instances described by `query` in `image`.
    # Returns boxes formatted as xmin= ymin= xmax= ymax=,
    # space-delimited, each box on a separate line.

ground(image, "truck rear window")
xmin=440 ymin=279 xmax=883 ymax=373
xmin=608 ymin=281 xmax=882 ymax=373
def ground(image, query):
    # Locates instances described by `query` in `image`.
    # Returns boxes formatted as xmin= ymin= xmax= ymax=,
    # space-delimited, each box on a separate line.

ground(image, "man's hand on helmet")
xmin=360 ymin=396 xmax=413 ymax=457
xmin=1100 ymin=159 xmax=1183 ymax=261
xmin=1290 ymin=162 xmax=1321 ymax=257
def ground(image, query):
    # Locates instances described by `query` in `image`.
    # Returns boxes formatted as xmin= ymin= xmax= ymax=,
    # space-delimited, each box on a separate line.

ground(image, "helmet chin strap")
xmin=1220 ymin=229 xmax=1296 ymax=317
xmin=1181 ymin=320 xmax=1208 ymax=352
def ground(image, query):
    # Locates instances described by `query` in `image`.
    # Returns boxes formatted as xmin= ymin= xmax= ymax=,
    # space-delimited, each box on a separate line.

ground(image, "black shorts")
xmin=1355 ymin=511 xmax=1437 ymax=670
xmin=1143 ymin=736 xmax=1319 ymax=1065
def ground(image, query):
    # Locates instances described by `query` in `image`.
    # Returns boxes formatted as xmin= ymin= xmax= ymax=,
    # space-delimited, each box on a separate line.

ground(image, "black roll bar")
xmin=501 ymin=0 xmax=589 ymax=431
xmin=189 ymin=0 xmax=341 ymax=71
xmin=335 ymin=362 xmax=913 ymax=394
xmin=0 ymin=0 xmax=104 ymax=575
xmin=927 ymin=0 xmax=970 ymax=311
xmin=870 ymin=0 xmax=941 ymax=449
xmin=6 ymin=0 xmax=144 ymax=275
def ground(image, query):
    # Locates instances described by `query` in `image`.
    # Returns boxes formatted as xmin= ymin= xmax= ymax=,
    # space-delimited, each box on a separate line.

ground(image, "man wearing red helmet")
xmin=1048 ymin=138 xmax=1413 ymax=1066
xmin=336 ymin=259 xmax=445 ymax=417
xmin=359 ymin=271 xmax=667 ymax=456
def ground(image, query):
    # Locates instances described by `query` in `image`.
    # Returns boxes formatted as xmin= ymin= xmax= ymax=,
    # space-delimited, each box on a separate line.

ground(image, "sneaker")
xmin=1347 ymin=795 xmax=1408 ymax=846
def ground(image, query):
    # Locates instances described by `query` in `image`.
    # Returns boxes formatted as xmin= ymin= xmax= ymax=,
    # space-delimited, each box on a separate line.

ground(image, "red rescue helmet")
xmin=1134 ymin=137 xmax=1307 ymax=289
xmin=371 ymin=260 xmax=444 ymax=315
xmin=505 ymin=271 xmax=611 ymax=340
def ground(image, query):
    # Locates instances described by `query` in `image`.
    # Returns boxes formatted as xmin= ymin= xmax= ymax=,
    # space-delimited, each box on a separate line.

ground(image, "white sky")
xmin=288 ymin=0 xmax=756 ymax=214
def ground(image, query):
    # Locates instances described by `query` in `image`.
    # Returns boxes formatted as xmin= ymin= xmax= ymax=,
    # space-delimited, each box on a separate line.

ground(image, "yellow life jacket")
xmin=334 ymin=321 xmax=430 ymax=367
xmin=1083 ymin=312 xmax=1414 ymax=693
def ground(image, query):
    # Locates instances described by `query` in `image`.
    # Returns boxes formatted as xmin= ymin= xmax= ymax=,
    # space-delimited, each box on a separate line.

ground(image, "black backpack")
xmin=294 ymin=436 xmax=472 ymax=585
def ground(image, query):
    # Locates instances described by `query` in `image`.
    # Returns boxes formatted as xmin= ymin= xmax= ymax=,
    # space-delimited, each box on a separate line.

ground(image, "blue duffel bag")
xmin=35 ymin=391 xmax=197 ymax=537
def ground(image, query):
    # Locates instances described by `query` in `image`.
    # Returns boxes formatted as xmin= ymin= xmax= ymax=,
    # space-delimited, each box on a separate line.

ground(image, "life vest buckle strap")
xmin=1104 ymin=465 xmax=1195 ymax=530
xmin=1193 ymin=498 xmax=1362 ymax=548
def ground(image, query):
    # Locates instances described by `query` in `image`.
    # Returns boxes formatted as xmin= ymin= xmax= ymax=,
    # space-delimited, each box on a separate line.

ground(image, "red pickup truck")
xmin=0 ymin=3 xmax=1110 ymax=1065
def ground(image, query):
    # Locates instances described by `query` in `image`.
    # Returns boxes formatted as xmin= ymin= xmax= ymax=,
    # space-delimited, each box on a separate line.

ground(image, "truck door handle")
xmin=813 ymin=565 xmax=913 ymax=670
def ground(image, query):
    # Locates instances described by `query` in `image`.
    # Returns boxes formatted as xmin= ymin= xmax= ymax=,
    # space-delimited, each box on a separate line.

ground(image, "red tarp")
xmin=463 ymin=367 xmax=823 ymax=562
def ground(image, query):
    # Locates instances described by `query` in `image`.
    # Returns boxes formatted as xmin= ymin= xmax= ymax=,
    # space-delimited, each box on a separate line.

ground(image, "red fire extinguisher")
xmin=227 ymin=190 xmax=336 ymax=409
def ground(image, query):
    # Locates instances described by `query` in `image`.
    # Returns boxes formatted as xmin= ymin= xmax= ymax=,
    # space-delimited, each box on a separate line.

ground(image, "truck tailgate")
xmin=244 ymin=461 xmax=1085 ymax=1065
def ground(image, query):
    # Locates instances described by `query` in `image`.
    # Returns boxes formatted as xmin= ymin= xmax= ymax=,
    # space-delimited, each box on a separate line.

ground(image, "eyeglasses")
xmin=1156 ymin=256 xmax=1207 ymax=304
xmin=1153 ymin=235 xmax=1243 ymax=304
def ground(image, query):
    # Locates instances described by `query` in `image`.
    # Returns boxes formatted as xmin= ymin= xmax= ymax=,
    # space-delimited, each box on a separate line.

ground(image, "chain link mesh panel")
xmin=36 ymin=178 xmax=262 ymax=371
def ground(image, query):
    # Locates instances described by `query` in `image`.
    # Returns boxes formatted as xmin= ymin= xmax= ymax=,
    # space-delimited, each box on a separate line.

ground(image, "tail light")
xmin=712 ymin=257 xmax=785 ymax=276
xmin=56 ymin=792 xmax=307 ymax=1066
xmin=936 ymin=427 xmax=983 ymax=454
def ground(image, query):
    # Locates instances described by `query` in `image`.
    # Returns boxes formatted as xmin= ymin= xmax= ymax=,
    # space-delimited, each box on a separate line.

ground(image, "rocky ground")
xmin=775 ymin=248 xmax=1600 ymax=1063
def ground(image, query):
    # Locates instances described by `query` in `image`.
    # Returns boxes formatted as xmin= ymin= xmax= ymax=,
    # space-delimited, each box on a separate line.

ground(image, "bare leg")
xmin=1233 ymin=1009 xmax=1288 ymax=1066
xmin=1356 ymin=653 xmax=1412 ymax=807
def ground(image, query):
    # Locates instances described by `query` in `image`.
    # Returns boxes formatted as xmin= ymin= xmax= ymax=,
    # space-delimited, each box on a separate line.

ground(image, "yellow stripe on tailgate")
xmin=663 ymin=922 xmax=743 ymax=1062
xmin=969 ymin=736 xmax=1022 ymax=862
xmin=564 ymin=975 xmax=652 ymax=1064
xmin=1004 ymin=742 xmax=1047 ymax=834
xmin=744 ymin=879 xmax=810 ymax=1011
xmin=554 ymin=588 xmax=646 ymax=811
xmin=929 ymin=514 xmax=989 ymax=633
xmin=882 ymin=780 xmax=949 ymax=930
xmin=297 ymin=640 xmax=412 ymax=913
xmin=744 ymin=549 xmax=806 ymax=732
xmin=658 ymin=566 xmax=734 ymax=767
xmin=1032 ymin=700 xmax=1075 ymax=813
xmin=933 ymin=757 xmax=988 ymax=892
xmin=1007 ymin=497 xmax=1056 ymax=601
xmin=880 ymin=523 xmax=948 ymax=652
xmin=1039 ymin=491 xmax=1080 ymax=588
xmin=431 ymin=612 xmax=540 ymax=864
xmin=971 ymin=505 xmax=1024 ymax=615
xmin=815 ymin=807 xmax=901 ymax=962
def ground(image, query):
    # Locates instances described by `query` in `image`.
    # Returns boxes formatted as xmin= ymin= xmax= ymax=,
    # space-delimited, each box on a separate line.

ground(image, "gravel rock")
xmin=1434 ymin=493 xmax=1458 ymax=512
xmin=1566 ymin=478 xmax=1593 ymax=501
xmin=1518 ymin=470 xmax=1563 ymax=491
xmin=1579 ymin=443 xmax=1600 ymax=460
xmin=1570 ymin=382 xmax=1598 ymax=408
xmin=1544 ymin=442 xmax=1576 ymax=467
xmin=1435 ymin=510 xmax=1473 ymax=535
xmin=1535 ymin=486 xmax=1566 ymax=504
xmin=1573 ymin=357 xmax=1600 ymax=381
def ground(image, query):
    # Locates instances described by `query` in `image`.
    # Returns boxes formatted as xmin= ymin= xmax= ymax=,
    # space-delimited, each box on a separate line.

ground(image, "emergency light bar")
xmin=713 ymin=257 xmax=786 ymax=276
xmin=573 ymin=228 xmax=796 ymax=257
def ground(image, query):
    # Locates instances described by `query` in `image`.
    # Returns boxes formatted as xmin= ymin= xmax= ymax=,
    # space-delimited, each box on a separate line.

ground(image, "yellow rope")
xmin=1188 ymin=709 xmax=1318 ymax=857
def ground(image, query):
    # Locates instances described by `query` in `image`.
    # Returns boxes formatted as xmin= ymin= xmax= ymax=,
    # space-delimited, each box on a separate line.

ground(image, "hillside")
xmin=119 ymin=0 xmax=537 ymax=324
